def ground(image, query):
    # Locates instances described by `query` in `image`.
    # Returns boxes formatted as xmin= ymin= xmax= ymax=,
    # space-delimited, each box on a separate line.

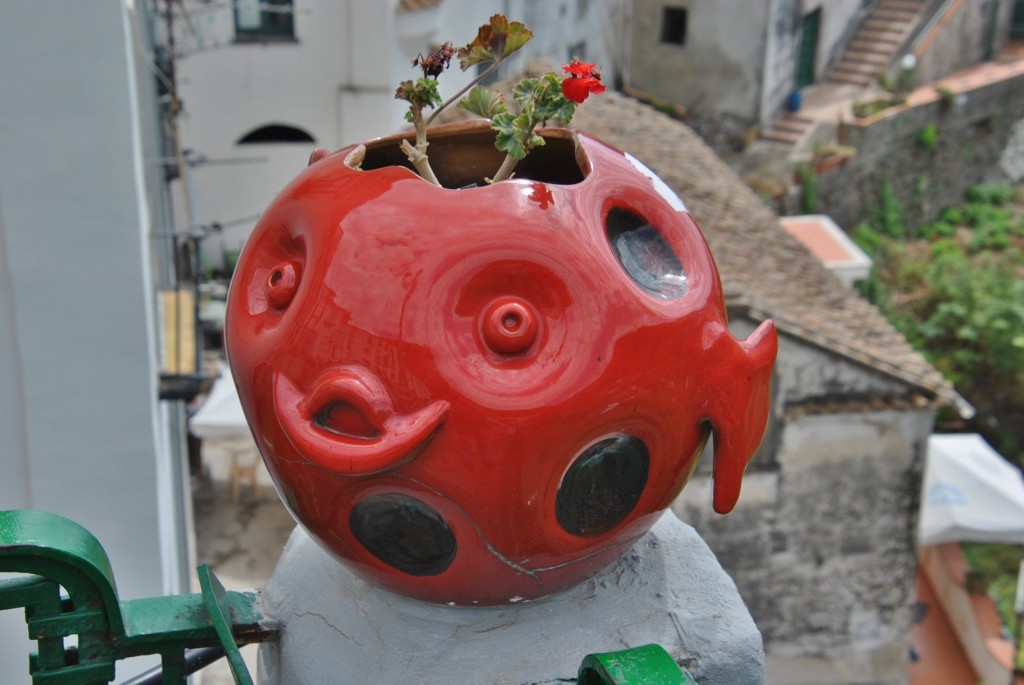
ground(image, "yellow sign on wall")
xmin=158 ymin=289 xmax=196 ymax=375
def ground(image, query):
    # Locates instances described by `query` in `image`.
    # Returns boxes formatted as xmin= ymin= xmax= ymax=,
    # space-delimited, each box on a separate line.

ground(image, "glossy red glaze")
xmin=225 ymin=121 xmax=777 ymax=605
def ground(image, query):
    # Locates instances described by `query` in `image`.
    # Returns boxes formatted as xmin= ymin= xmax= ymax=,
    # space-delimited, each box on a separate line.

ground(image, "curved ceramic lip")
xmin=273 ymin=365 xmax=450 ymax=475
xmin=340 ymin=120 xmax=593 ymax=187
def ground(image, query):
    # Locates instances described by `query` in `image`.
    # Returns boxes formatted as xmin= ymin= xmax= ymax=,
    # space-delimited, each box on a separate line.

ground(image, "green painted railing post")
xmin=578 ymin=644 xmax=697 ymax=685
xmin=0 ymin=509 xmax=273 ymax=684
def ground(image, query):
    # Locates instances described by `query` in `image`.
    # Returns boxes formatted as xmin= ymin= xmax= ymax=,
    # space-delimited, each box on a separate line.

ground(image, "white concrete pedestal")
xmin=257 ymin=513 xmax=763 ymax=684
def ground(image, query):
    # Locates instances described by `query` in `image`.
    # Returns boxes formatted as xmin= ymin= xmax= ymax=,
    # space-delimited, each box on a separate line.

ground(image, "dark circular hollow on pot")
xmin=355 ymin=123 xmax=588 ymax=188
xmin=606 ymin=208 xmax=688 ymax=299
xmin=556 ymin=435 xmax=650 ymax=538
xmin=350 ymin=494 xmax=457 ymax=576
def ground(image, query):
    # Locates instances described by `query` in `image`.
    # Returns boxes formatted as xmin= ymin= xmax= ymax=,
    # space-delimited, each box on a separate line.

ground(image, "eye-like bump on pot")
xmin=350 ymin=494 xmax=457 ymax=576
xmin=274 ymin=365 xmax=450 ymax=475
xmin=481 ymin=297 xmax=539 ymax=355
xmin=315 ymin=401 xmax=381 ymax=440
xmin=556 ymin=435 xmax=650 ymax=538
xmin=265 ymin=259 xmax=301 ymax=309
xmin=606 ymin=208 xmax=688 ymax=300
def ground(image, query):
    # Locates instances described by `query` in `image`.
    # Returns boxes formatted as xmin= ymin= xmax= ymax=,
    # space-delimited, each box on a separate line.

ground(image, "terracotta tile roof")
xmin=566 ymin=89 xmax=958 ymax=406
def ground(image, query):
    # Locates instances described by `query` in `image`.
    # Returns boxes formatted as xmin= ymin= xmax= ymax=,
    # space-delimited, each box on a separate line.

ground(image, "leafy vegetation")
xmin=916 ymin=123 xmax=938 ymax=150
xmin=797 ymin=163 xmax=818 ymax=213
xmin=855 ymin=183 xmax=1024 ymax=647
xmin=853 ymin=182 xmax=1024 ymax=461
xmin=961 ymin=542 xmax=1024 ymax=644
xmin=851 ymin=97 xmax=895 ymax=119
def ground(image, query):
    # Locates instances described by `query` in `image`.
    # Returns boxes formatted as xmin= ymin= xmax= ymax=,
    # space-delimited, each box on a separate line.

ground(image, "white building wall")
xmin=627 ymin=0 xmax=772 ymax=122
xmin=170 ymin=0 xmax=624 ymax=266
xmin=629 ymin=0 xmax=869 ymax=126
xmin=0 ymin=1 xmax=188 ymax=681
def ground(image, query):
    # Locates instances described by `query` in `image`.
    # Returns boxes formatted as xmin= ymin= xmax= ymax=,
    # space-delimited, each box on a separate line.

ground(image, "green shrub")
xmin=930 ymin=238 xmax=961 ymax=259
xmin=968 ymin=221 xmax=1012 ymax=252
xmin=916 ymin=123 xmax=938 ymax=149
xmin=877 ymin=180 xmax=905 ymax=239
xmin=940 ymin=206 xmax=965 ymax=225
xmin=915 ymin=252 xmax=1024 ymax=387
xmin=962 ymin=542 xmax=1024 ymax=641
xmin=851 ymin=221 xmax=884 ymax=256
xmin=852 ymin=97 xmax=893 ymax=119
xmin=920 ymin=220 xmax=957 ymax=240
xmin=859 ymin=178 xmax=1024 ymax=465
xmin=965 ymin=183 xmax=1016 ymax=206
xmin=798 ymin=163 xmax=818 ymax=213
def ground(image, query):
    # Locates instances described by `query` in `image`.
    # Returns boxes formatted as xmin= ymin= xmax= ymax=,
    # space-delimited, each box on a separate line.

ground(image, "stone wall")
xmin=913 ymin=0 xmax=1015 ymax=85
xmin=675 ymin=323 xmax=937 ymax=685
xmin=814 ymin=67 xmax=1024 ymax=230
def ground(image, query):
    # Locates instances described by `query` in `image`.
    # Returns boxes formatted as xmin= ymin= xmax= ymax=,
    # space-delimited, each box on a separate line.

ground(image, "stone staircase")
xmin=760 ymin=113 xmax=815 ymax=144
xmin=828 ymin=0 xmax=929 ymax=86
xmin=760 ymin=0 xmax=931 ymax=145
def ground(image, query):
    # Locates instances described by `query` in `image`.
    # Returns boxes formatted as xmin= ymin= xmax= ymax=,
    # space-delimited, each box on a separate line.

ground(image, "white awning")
xmin=188 ymin=362 xmax=250 ymax=439
xmin=919 ymin=433 xmax=1024 ymax=546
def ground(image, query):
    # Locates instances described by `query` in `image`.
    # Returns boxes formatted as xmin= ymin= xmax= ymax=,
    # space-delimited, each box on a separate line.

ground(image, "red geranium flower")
xmin=561 ymin=58 xmax=605 ymax=103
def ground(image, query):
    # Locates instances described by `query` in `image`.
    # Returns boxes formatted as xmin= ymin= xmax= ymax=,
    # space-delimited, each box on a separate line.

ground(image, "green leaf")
xmin=534 ymin=74 xmax=577 ymax=123
xmin=509 ymin=73 xmax=576 ymax=126
xmin=458 ymin=44 xmax=495 ymax=70
xmin=492 ymin=111 xmax=530 ymax=160
xmin=418 ymin=77 xmax=442 ymax=109
xmin=512 ymin=78 xmax=543 ymax=106
xmin=394 ymin=77 xmax=441 ymax=110
xmin=500 ymin=18 xmax=533 ymax=57
xmin=458 ymin=14 xmax=533 ymax=70
xmin=458 ymin=86 xmax=508 ymax=119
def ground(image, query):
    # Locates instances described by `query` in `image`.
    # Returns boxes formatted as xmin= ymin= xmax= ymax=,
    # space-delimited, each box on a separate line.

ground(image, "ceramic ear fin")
xmin=704 ymin=319 xmax=777 ymax=513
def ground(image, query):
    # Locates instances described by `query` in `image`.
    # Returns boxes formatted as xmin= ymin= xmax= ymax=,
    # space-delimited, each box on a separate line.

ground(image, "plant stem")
xmin=398 ymin=105 xmax=442 ymax=186
xmin=490 ymin=153 xmax=519 ymax=183
xmin=400 ymin=118 xmax=441 ymax=186
xmin=425 ymin=59 xmax=504 ymax=127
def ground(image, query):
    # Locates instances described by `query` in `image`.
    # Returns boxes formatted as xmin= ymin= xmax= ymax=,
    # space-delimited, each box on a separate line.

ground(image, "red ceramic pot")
xmin=225 ymin=121 xmax=776 ymax=605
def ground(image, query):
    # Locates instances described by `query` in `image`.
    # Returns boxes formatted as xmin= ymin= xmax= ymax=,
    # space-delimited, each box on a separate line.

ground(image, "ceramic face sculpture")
xmin=225 ymin=122 xmax=777 ymax=605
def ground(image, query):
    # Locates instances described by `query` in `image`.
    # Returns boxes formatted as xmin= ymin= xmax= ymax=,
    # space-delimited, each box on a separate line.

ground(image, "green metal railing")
xmin=0 ymin=509 xmax=271 ymax=684
xmin=0 ymin=509 xmax=695 ymax=684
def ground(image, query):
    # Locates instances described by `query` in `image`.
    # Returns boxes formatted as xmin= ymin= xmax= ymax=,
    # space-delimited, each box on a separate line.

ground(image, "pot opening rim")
xmin=345 ymin=121 xmax=590 ymax=189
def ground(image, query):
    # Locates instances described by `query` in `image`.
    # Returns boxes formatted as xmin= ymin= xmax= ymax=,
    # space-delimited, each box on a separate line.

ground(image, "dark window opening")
xmin=794 ymin=8 xmax=821 ymax=89
xmin=235 ymin=0 xmax=294 ymax=39
xmin=1013 ymin=0 xmax=1024 ymax=39
xmin=236 ymin=124 xmax=315 ymax=145
xmin=661 ymin=7 xmax=688 ymax=46
xmin=568 ymin=40 xmax=587 ymax=63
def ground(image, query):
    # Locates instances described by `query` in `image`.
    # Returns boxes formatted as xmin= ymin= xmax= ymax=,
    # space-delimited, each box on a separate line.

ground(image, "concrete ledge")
xmin=258 ymin=513 xmax=763 ymax=685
